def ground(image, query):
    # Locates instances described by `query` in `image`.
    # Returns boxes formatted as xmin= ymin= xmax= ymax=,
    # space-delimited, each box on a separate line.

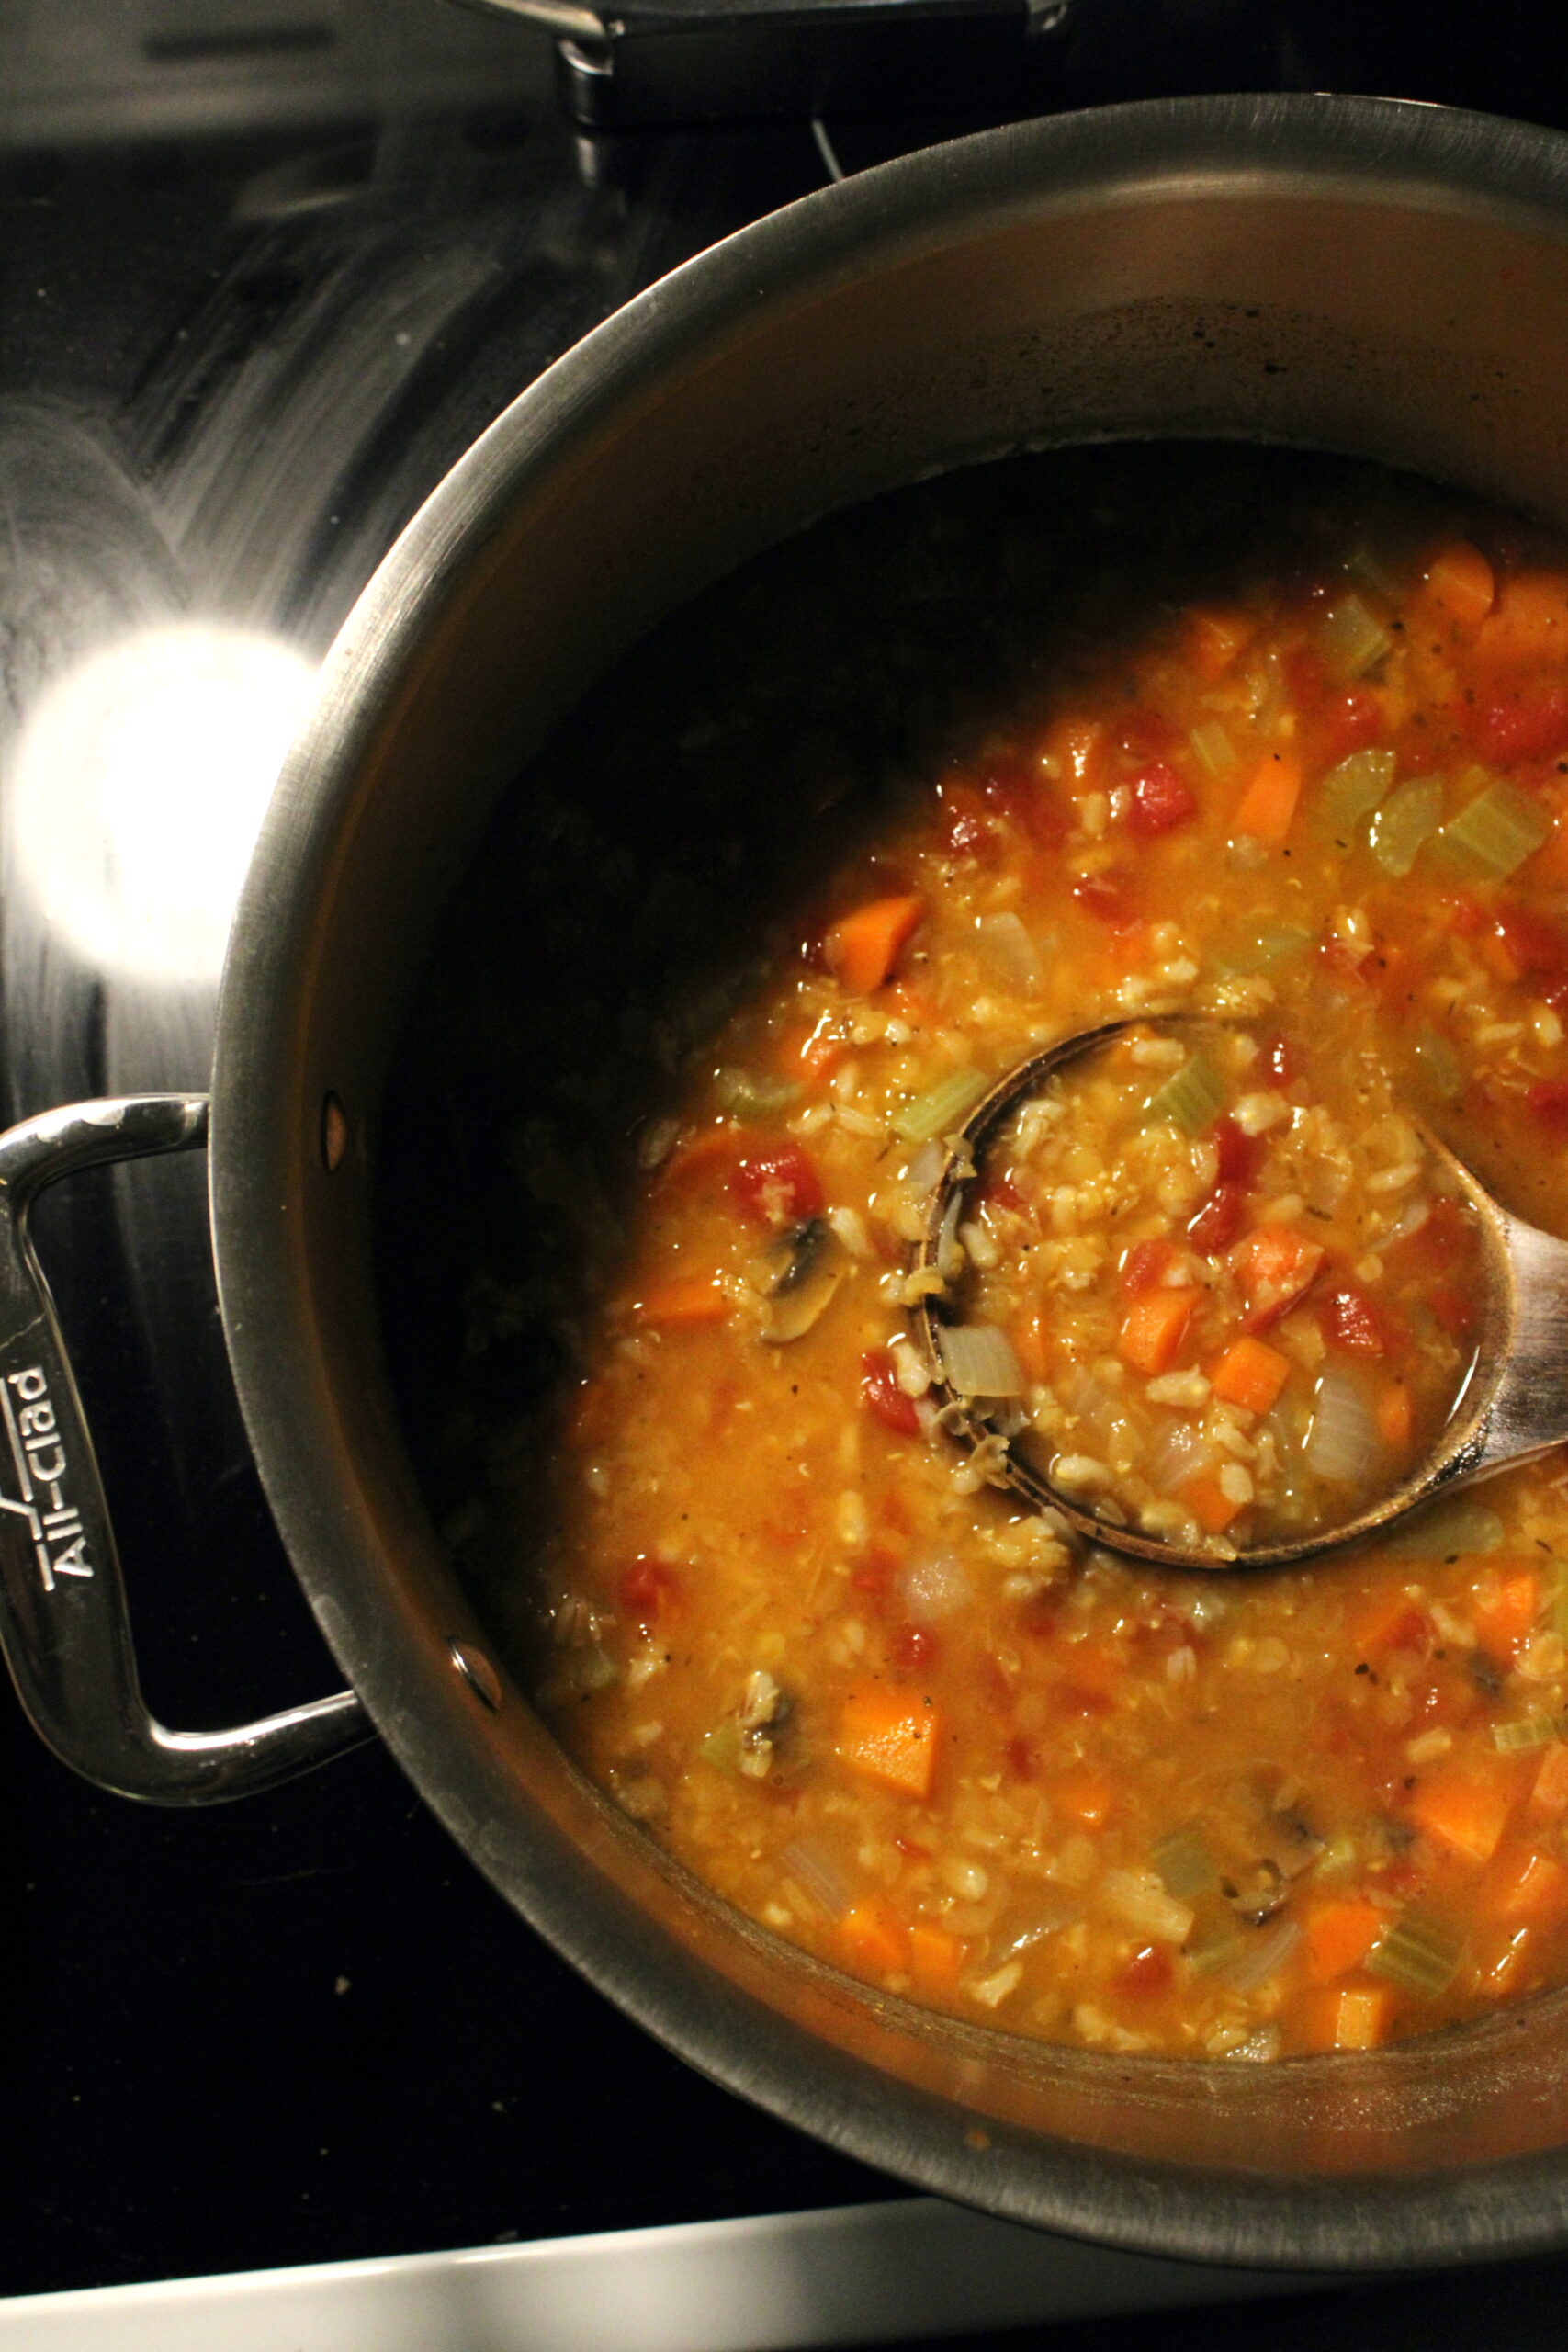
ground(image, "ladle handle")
xmin=0 ymin=1094 xmax=370 ymax=1804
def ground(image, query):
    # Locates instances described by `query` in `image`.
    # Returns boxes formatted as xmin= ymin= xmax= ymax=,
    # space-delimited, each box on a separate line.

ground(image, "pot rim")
xmin=212 ymin=92 xmax=1568 ymax=2270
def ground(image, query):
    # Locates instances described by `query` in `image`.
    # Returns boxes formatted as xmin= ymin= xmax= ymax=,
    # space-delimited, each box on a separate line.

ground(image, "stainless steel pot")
xmin=7 ymin=90 xmax=1568 ymax=2271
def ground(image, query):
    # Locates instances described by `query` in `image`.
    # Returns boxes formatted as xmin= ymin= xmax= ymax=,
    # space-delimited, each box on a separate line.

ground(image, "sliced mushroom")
xmin=750 ymin=1218 xmax=847 ymax=1342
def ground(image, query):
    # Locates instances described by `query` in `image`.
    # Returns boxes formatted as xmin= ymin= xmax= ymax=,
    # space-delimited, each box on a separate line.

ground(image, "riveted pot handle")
xmin=0 ymin=1094 xmax=370 ymax=1804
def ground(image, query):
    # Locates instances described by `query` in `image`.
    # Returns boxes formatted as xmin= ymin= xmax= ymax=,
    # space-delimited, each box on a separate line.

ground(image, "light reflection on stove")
xmin=8 ymin=621 xmax=316 ymax=989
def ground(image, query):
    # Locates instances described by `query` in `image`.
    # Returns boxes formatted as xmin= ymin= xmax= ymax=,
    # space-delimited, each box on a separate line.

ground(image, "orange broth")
xmin=409 ymin=447 xmax=1568 ymax=2063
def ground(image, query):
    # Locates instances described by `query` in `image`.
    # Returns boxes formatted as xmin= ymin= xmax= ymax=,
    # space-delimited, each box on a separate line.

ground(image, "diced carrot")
xmin=1421 ymin=540 xmax=1495 ymax=633
xmin=796 ymin=1014 xmax=848 ymax=1091
xmin=1042 ymin=712 xmax=1106 ymax=786
xmin=838 ymin=1902 xmax=909 ymax=1978
xmin=908 ymin=1922 xmax=965 ymax=1996
xmin=1302 ymin=1982 xmax=1396 ymax=2052
xmin=634 ymin=1276 xmax=730 ymax=1326
xmin=1011 ymin=1313 xmax=1048 ymax=1385
xmin=1182 ymin=1468 xmax=1241 ymax=1535
xmin=658 ymin=1125 xmax=738 ymax=1192
xmin=822 ymin=894 xmax=925 ymax=995
xmin=1488 ymin=1845 xmax=1568 ymax=1928
xmin=1118 ymin=1285 xmax=1200 ymax=1374
xmin=1376 ymin=1381 xmax=1414 ymax=1449
xmin=1053 ymin=1768 xmax=1115 ymax=1830
xmin=1303 ymin=1897 xmax=1384 ymax=1985
xmin=1472 ymin=1564 xmax=1542 ymax=1657
xmin=1210 ymin=1335 xmax=1292 ymax=1416
xmin=837 ymin=1686 xmax=941 ymax=1800
xmin=1233 ymin=749 xmax=1303 ymax=844
xmin=1182 ymin=605 xmax=1256 ymax=681
xmin=1475 ymin=569 xmax=1568 ymax=669
xmin=1408 ymin=1769 xmax=1515 ymax=1865
xmin=1529 ymin=1742 xmax=1568 ymax=1821
xmin=1232 ymin=1224 xmax=1325 ymax=1332
xmin=1475 ymin=1923 xmax=1534 ymax=1998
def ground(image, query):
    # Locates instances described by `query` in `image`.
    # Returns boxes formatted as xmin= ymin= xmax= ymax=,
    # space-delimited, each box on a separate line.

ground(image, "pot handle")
xmin=0 ymin=1093 xmax=371 ymax=1804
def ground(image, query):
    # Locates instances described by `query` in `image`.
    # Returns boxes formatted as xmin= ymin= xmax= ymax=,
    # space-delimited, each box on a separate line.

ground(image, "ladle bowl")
xmin=914 ymin=1016 xmax=1568 ymax=1569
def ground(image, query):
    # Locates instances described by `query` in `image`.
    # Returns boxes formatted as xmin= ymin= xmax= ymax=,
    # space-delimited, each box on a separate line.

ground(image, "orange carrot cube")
xmin=1210 ymin=1336 xmax=1292 ymax=1415
xmin=1118 ymin=1285 xmax=1199 ymax=1374
xmin=822 ymin=895 xmax=925 ymax=995
xmin=1182 ymin=1468 xmax=1242 ymax=1535
xmin=1408 ymin=1769 xmax=1515 ymax=1865
xmin=1472 ymin=1566 xmax=1542 ymax=1657
xmin=1233 ymin=750 xmax=1303 ymax=844
xmin=1376 ymin=1381 xmax=1414 ymax=1449
xmin=1490 ymin=1846 xmax=1568 ymax=1928
xmin=837 ymin=1686 xmax=941 ymax=1800
xmin=908 ymin=1922 xmax=965 ymax=1997
xmin=1303 ymin=1897 xmax=1384 ymax=1985
xmin=634 ymin=1276 xmax=730 ymax=1326
xmin=838 ymin=1902 xmax=909 ymax=1978
xmin=1421 ymin=540 xmax=1495 ymax=633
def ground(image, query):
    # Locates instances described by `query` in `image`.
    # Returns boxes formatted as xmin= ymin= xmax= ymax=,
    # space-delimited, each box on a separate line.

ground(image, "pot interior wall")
xmin=217 ymin=102 xmax=1568 ymax=2257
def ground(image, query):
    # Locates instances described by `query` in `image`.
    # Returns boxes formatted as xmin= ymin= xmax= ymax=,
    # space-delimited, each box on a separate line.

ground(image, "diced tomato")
xmin=1120 ymin=1238 xmax=1177 ymax=1296
xmin=851 ymin=1546 xmax=897 ymax=1597
xmin=1072 ymin=868 xmax=1139 ymax=928
xmin=1213 ymin=1112 xmax=1265 ymax=1187
xmin=1528 ymin=1080 xmax=1568 ymax=1137
xmin=1187 ymin=1181 xmax=1247 ymax=1254
xmin=1233 ymin=1224 xmax=1326 ymax=1332
xmin=889 ymin=1623 xmax=940 ymax=1675
xmin=1494 ymin=900 xmax=1568 ymax=992
xmin=861 ymin=1349 xmax=920 ymax=1435
xmin=1114 ymin=1945 xmax=1174 ymax=1996
xmin=619 ymin=1556 xmax=680 ymax=1627
xmin=980 ymin=756 xmax=1068 ymax=847
xmin=731 ymin=1144 xmax=824 ymax=1227
xmin=1127 ymin=761 xmax=1198 ymax=837
xmin=976 ymin=1171 xmax=1027 ymax=1213
xmin=1473 ymin=684 xmax=1568 ymax=765
xmin=1320 ymin=1283 xmax=1390 ymax=1356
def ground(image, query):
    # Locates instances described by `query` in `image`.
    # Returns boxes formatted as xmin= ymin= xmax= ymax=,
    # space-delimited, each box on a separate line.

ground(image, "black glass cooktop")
xmin=5 ymin=0 xmax=1568 ymax=2312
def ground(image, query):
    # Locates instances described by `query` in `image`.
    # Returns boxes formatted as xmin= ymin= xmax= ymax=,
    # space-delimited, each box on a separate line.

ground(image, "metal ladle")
xmin=913 ymin=1016 xmax=1568 ymax=1570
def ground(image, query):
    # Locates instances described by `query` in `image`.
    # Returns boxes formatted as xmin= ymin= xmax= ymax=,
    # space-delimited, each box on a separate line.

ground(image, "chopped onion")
xmin=1385 ymin=1500 xmax=1506 ymax=1561
xmin=1412 ymin=1027 xmax=1463 ymax=1104
xmin=1213 ymin=1917 xmax=1301 ymax=1994
xmin=897 ymin=1552 xmax=974 ymax=1623
xmin=1381 ymin=1192 xmax=1432 ymax=1248
xmin=904 ymin=1139 xmax=944 ymax=1193
xmin=976 ymin=911 xmax=1043 ymax=993
xmin=938 ymin=1321 xmax=1026 ymax=1399
xmin=780 ymin=1839 xmax=852 ymax=1919
xmin=1145 ymin=1417 xmax=1216 ymax=1497
xmin=1100 ymin=1869 xmax=1194 ymax=1944
xmin=1304 ymin=1367 xmax=1379 ymax=1486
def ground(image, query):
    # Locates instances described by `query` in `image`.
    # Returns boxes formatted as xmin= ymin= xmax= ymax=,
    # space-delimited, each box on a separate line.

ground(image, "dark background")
xmin=4 ymin=0 xmax=1568 ymax=2323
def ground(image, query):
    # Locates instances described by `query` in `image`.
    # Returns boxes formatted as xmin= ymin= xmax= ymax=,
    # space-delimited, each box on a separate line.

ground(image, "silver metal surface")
xmin=0 ymin=1094 xmax=368 ymax=1800
xmin=911 ymin=1017 xmax=1568 ymax=1570
xmin=132 ymin=94 xmax=1568 ymax=2263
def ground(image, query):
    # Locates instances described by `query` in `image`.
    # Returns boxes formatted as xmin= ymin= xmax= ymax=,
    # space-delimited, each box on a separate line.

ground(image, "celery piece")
xmin=891 ymin=1066 xmax=990 ymax=1145
xmin=1492 ymin=1713 xmax=1566 ymax=1755
xmin=1317 ymin=748 xmax=1396 ymax=841
xmin=1367 ymin=1908 xmax=1462 ymax=1998
xmin=1318 ymin=592 xmax=1393 ymax=677
xmin=714 ymin=1066 xmax=801 ymax=1118
xmin=1189 ymin=719 xmax=1238 ymax=780
xmin=1411 ymin=1026 xmax=1463 ymax=1103
xmin=1213 ymin=922 xmax=1313 ymax=977
xmin=1146 ymin=1052 xmax=1226 ymax=1136
xmin=1369 ymin=775 xmax=1444 ymax=877
xmin=1183 ymin=1895 xmax=1247 ymax=1975
xmin=1150 ymin=1823 xmax=1220 ymax=1901
xmin=1346 ymin=545 xmax=1399 ymax=601
xmin=1434 ymin=779 xmax=1551 ymax=879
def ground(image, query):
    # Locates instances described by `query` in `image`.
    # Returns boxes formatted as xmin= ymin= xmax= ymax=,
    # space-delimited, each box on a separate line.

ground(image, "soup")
xmin=392 ymin=446 xmax=1568 ymax=2063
